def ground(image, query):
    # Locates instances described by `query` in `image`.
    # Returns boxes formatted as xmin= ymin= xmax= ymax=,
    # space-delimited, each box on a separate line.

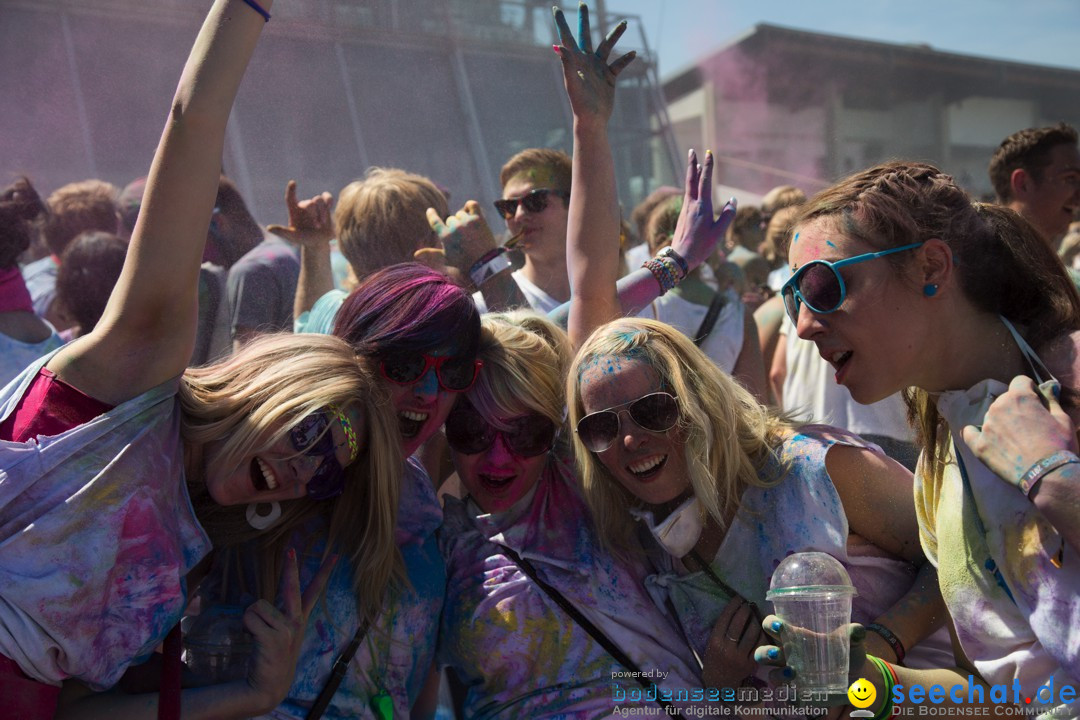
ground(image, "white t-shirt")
xmin=472 ymin=269 xmax=561 ymax=315
xmin=637 ymin=289 xmax=744 ymax=373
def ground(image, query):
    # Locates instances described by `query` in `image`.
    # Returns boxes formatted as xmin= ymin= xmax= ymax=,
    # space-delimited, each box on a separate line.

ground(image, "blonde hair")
xmin=468 ymin=311 xmax=571 ymax=430
xmin=761 ymin=204 xmax=802 ymax=267
xmin=499 ymin=148 xmax=573 ymax=194
xmin=334 ymin=167 xmax=448 ymax=278
xmin=179 ymin=333 xmax=403 ymax=626
xmin=567 ymin=318 xmax=794 ymax=553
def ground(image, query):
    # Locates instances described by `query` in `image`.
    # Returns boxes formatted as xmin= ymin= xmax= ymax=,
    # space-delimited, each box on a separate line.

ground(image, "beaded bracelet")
xmin=866 ymin=655 xmax=896 ymax=720
xmin=643 ymin=257 xmax=677 ymax=294
xmin=1017 ymin=450 xmax=1080 ymax=498
xmin=865 ymin=622 xmax=906 ymax=665
xmin=657 ymin=246 xmax=689 ymax=279
xmin=239 ymin=0 xmax=271 ymax=22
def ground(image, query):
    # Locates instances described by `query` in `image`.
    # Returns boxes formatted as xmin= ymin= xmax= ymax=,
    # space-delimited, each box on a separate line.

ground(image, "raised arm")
xmin=47 ymin=0 xmax=271 ymax=404
xmin=548 ymin=151 xmax=736 ymax=337
xmin=266 ymin=180 xmax=337 ymax=321
xmin=553 ymin=3 xmax=635 ymax=349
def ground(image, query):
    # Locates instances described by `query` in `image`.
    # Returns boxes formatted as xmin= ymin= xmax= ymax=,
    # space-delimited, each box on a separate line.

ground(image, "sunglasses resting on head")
xmin=493 ymin=188 xmax=570 ymax=220
xmin=576 ymin=392 xmax=680 ymax=453
xmin=780 ymin=242 xmax=923 ymax=325
xmin=446 ymin=399 xmax=558 ymax=458
xmin=379 ymin=352 xmax=483 ymax=393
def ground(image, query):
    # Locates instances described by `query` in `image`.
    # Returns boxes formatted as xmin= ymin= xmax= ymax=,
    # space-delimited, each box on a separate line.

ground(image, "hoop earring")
xmin=923 ymin=284 xmax=938 ymax=297
xmin=246 ymin=501 xmax=282 ymax=530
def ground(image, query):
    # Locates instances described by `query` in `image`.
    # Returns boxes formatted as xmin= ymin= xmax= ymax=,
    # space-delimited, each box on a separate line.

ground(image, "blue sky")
xmin=602 ymin=0 xmax=1080 ymax=79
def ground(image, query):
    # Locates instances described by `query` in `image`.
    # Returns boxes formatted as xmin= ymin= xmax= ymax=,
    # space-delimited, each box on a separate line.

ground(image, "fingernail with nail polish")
xmin=767 ymin=648 xmax=779 ymax=660
xmin=783 ymin=667 xmax=794 ymax=678
xmin=772 ymin=620 xmax=783 ymax=633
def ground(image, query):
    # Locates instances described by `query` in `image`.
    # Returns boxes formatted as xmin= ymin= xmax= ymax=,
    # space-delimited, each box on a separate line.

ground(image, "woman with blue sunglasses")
xmin=759 ymin=163 xmax=1080 ymax=716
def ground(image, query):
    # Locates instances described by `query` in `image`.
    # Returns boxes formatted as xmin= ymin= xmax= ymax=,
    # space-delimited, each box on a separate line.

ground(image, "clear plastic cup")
xmin=765 ymin=552 xmax=857 ymax=695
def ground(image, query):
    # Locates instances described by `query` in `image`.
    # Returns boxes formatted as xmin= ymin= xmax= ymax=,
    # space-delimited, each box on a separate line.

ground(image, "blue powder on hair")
xmin=613 ymin=330 xmax=645 ymax=345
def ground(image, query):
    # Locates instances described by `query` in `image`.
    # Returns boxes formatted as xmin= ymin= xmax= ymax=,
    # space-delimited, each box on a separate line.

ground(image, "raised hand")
xmin=422 ymin=201 xmax=500 ymax=283
xmin=266 ymin=180 xmax=335 ymax=249
xmin=552 ymin=3 xmax=636 ymax=127
xmin=242 ymin=549 xmax=337 ymax=712
xmin=669 ymin=149 xmax=736 ymax=271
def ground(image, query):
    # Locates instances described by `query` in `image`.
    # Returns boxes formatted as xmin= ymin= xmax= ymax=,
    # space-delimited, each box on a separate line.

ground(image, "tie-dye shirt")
xmin=924 ymin=381 xmax=1080 ymax=718
xmin=643 ymin=426 xmax=952 ymax=670
xmin=438 ymin=459 xmax=702 ymax=719
xmin=256 ymin=457 xmax=444 ymax=720
xmin=0 ymin=351 xmax=211 ymax=690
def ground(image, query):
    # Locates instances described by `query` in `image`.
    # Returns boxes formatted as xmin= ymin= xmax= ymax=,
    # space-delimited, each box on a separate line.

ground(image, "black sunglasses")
xmin=575 ymin=392 xmax=680 ymax=453
xmin=493 ymin=188 xmax=570 ymax=220
xmin=289 ymin=412 xmax=346 ymax=500
xmin=379 ymin=352 xmax=482 ymax=393
xmin=446 ymin=400 xmax=557 ymax=458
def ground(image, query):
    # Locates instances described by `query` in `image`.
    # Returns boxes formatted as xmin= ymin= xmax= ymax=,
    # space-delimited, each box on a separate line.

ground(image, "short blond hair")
xmin=334 ymin=168 xmax=448 ymax=278
xmin=568 ymin=318 xmax=794 ymax=554
xmin=499 ymin=148 xmax=572 ymax=194
xmin=180 ymin=333 xmax=403 ymax=626
xmin=44 ymin=179 xmax=120 ymax=256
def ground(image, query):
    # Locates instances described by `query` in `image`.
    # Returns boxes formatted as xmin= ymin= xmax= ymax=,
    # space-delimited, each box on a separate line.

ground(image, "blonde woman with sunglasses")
xmin=0 ymin=2 xmax=403 ymax=717
xmin=555 ymin=4 xmax=951 ymax=698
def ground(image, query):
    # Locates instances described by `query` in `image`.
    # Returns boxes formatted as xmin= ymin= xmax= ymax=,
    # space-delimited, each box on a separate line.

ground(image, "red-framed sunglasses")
xmin=379 ymin=352 xmax=482 ymax=393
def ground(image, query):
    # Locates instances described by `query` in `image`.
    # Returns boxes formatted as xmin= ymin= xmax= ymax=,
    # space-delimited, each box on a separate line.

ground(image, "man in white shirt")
xmin=475 ymin=149 xmax=573 ymax=313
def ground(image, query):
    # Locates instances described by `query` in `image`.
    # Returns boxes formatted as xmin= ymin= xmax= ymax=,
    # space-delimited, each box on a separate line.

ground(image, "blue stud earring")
xmin=923 ymin=284 xmax=938 ymax=297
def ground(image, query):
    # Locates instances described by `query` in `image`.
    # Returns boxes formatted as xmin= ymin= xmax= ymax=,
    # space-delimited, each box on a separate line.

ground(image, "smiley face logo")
xmin=847 ymin=678 xmax=876 ymax=709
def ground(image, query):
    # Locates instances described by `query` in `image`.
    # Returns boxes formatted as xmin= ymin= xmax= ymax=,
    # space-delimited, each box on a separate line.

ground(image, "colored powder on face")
xmin=792 ymin=232 xmax=799 ymax=245
xmin=826 ymin=240 xmax=837 ymax=249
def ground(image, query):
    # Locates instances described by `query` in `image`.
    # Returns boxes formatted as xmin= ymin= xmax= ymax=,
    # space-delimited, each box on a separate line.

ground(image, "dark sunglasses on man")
xmin=493 ymin=188 xmax=570 ymax=220
xmin=379 ymin=352 xmax=483 ymax=393
xmin=446 ymin=399 xmax=557 ymax=458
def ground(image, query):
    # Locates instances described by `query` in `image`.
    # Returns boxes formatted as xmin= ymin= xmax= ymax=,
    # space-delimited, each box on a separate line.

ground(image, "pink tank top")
xmin=0 ymin=367 xmax=114 ymax=442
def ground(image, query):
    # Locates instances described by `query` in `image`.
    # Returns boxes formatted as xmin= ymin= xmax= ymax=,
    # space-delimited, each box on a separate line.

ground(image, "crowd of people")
xmin=2 ymin=1 xmax=1079 ymax=718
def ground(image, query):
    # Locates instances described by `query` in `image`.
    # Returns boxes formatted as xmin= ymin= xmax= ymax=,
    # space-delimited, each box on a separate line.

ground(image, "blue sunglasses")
xmin=781 ymin=242 xmax=923 ymax=324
